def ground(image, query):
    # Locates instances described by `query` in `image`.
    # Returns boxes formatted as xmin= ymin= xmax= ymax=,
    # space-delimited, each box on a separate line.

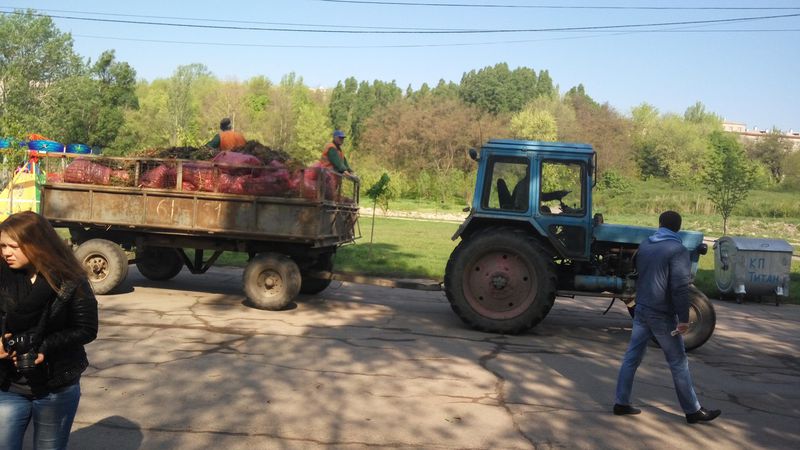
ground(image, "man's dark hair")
xmin=220 ymin=118 xmax=232 ymax=131
xmin=659 ymin=210 xmax=682 ymax=232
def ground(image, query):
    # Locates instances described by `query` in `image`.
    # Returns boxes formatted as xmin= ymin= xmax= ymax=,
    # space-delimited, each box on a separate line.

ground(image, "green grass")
xmin=337 ymin=218 xmax=458 ymax=278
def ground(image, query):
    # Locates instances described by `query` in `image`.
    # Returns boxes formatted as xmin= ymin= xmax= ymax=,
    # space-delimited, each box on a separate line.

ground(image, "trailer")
xmin=37 ymin=153 xmax=360 ymax=310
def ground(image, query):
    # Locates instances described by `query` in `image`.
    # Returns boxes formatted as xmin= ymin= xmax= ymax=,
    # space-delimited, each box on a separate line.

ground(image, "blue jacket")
xmin=635 ymin=228 xmax=691 ymax=322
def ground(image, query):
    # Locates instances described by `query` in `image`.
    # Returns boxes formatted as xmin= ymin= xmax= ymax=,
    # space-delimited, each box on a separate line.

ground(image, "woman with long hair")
xmin=0 ymin=211 xmax=98 ymax=450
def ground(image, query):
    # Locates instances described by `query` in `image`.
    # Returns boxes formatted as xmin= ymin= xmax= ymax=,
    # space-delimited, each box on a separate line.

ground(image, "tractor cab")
xmin=460 ymin=139 xmax=596 ymax=260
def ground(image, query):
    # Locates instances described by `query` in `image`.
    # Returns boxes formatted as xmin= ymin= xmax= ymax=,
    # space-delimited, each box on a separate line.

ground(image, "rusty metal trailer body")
xmin=38 ymin=154 xmax=359 ymax=309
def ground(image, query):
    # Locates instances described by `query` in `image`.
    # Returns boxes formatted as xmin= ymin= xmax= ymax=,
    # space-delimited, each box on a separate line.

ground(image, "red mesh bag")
xmin=183 ymin=162 xmax=217 ymax=192
xmin=241 ymin=171 xmax=292 ymax=197
xmin=212 ymin=151 xmax=262 ymax=175
xmin=64 ymin=159 xmax=113 ymax=185
xmin=111 ymin=169 xmax=131 ymax=185
xmin=294 ymin=168 xmax=319 ymax=200
xmin=140 ymin=165 xmax=176 ymax=189
xmin=46 ymin=172 xmax=63 ymax=183
xmin=322 ymin=171 xmax=341 ymax=201
xmin=218 ymin=173 xmax=247 ymax=194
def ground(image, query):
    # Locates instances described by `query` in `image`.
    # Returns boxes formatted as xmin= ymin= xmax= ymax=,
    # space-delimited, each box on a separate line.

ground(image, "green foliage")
xmin=564 ymin=84 xmax=598 ymax=109
xmin=703 ymin=131 xmax=757 ymax=234
xmin=598 ymin=170 xmax=633 ymax=196
xmin=329 ymin=78 xmax=401 ymax=150
xmin=459 ymin=63 xmax=553 ymax=115
xmin=365 ymin=172 xmax=391 ymax=199
xmin=783 ymin=151 xmax=800 ymax=190
xmin=47 ymin=50 xmax=138 ymax=148
xmin=365 ymin=172 xmax=391 ymax=211
xmin=510 ymin=107 xmax=557 ymax=141
xmin=329 ymin=77 xmax=357 ymax=134
xmin=0 ymin=10 xmax=81 ymax=137
xmin=746 ymin=128 xmax=792 ymax=182
xmin=632 ymin=104 xmax=714 ymax=186
xmin=293 ymin=102 xmax=332 ymax=164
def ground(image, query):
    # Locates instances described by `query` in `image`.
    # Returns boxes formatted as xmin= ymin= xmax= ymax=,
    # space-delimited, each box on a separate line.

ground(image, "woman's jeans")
xmin=0 ymin=383 xmax=81 ymax=450
xmin=615 ymin=306 xmax=701 ymax=414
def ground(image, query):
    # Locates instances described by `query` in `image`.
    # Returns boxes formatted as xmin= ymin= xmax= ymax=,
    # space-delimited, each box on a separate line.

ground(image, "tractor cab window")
xmin=482 ymin=156 xmax=530 ymax=212
xmin=539 ymin=160 xmax=585 ymax=216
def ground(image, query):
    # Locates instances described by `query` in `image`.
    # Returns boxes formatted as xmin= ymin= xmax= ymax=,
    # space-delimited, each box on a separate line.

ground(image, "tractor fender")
xmin=455 ymin=213 xmax=547 ymax=240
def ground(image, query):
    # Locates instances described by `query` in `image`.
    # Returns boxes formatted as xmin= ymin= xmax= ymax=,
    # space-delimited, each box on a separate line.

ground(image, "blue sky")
xmin=3 ymin=1 xmax=799 ymax=131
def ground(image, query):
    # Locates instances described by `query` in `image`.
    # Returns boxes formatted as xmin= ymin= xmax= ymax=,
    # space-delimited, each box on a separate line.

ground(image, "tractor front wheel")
xmin=444 ymin=227 xmax=556 ymax=334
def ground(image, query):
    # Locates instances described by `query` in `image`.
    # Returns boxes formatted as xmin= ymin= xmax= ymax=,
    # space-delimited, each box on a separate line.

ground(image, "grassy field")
xmin=211 ymin=214 xmax=799 ymax=304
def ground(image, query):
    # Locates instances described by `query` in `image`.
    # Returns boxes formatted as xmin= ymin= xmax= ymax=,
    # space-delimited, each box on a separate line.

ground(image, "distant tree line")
xmin=2 ymin=11 xmax=799 ymax=206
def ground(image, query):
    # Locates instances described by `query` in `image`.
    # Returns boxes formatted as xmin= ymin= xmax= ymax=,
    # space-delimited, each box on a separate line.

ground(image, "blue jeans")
xmin=0 ymin=383 xmax=81 ymax=450
xmin=615 ymin=306 xmax=701 ymax=414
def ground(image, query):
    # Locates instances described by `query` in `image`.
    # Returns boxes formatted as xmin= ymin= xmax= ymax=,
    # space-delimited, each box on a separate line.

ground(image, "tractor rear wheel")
xmin=444 ymin=227 xmax=556 ymax=334
xmin=627 ymin=285 xmax=716 ymax=352
xmin=684 ymin=285 xmax=716 ymax=351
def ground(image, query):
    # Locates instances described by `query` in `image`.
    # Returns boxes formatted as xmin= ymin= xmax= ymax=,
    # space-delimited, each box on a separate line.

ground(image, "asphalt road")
xmin=48 ymin=267 xmax=800 ymax=449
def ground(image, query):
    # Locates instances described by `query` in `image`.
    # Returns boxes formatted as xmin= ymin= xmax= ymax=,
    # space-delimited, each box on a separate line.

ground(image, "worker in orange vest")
xmin=320 ymin=130 xmax=354 ymax=176
xmin=206 ymin=117 xmax=246 ymax=151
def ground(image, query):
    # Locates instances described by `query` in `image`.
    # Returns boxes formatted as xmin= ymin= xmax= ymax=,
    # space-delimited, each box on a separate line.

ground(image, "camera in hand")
xmin=5 ymin=333 xmax=38 ymax=372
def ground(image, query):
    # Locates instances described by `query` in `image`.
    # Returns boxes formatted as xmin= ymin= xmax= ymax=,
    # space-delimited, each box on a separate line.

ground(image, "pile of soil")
xmin=134 ymin=146 xmax=216 ymax=160
xmin=237 ymin=140 xmax=292 ymax=165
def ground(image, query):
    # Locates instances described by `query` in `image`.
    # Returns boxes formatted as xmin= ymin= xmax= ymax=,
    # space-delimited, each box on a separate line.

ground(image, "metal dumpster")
xmin=714 ymin=236 xmax=793 ymax=304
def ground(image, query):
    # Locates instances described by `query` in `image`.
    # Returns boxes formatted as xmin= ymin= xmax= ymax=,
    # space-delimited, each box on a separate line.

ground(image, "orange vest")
xmin=320 ymin=142 xmax=344 ymax=169
xmin=219 ymin=130 xmax=246 ymax=151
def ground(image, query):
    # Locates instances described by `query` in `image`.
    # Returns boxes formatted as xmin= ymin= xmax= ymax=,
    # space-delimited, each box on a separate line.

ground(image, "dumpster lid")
xmin=718 ymin=236 xmax=794 ymax=253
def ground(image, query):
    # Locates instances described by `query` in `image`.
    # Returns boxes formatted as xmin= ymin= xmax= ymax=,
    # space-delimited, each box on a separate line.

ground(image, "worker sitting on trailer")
xmin=206 ymin=118 xmax=246 ymax=151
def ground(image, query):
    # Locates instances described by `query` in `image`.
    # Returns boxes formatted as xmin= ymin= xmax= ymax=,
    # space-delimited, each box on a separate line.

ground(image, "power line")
xmin=0 ymin=6 xmax=461 ymax=31
xmin=72 ymin=27 xmax=800 ymax=50
xmin=2 ymin=9 xmax=799 ymax=34
xmin=316 ymin=0 xmax=800 ymax=10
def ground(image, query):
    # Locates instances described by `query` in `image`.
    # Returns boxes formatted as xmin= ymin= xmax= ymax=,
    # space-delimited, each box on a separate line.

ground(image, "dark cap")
xmin=333 ymin=130 xmax=346 ymax=138
xmin=220 ymin=118 xmax=232 ymax=131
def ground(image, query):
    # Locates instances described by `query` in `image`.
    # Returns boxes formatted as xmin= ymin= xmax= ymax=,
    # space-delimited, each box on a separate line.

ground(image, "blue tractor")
xmin=444 ymin=139 xmax=715 ymax=351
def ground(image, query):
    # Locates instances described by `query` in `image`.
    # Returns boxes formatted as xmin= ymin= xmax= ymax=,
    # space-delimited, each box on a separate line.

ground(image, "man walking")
xmin=613 ymin=210 xmax=721 ymax=424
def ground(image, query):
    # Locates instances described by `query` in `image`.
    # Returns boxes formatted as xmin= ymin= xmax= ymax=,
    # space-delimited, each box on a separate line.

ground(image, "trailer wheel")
xmin=136 ymin=247 xmax=184 ymax=281
xmin=75 ymin=239 xmax=129 ymax=295
xmin=300 ymin=253 xmax=334 ymax=295
xmin=683 ymin=285 xmax=716 ymax=351
xmin=243 ymin=253 xmax=301 ymax=310
xmin=444 ymin=227 xmax=556 ymax=334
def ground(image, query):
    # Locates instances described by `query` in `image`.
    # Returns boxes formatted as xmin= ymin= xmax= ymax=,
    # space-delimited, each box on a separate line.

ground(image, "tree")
xmin=167 ymin=64 xmax=212 ymax=146
xmin=747 ymin=128 xmax=792 ymax=182
xmin=359 ymin=96 xmax=506 ymax=202
xmin=48 ymin=50 xmax=138 ymax=148
xmin=632 ymin=104 xmax=711 ymax=185
xmin=329 ymin=77 xmax=357 ymax=132
xmin=703 ymin=131 xmax=756 ymax=234
xmin=0 ymin=10 xmax=82 ymax=136
xmin=110 ymin=80 xmax=173 ymax=153
xmin=431 ymin=79 xmax=459 ymax=99
xmin=510 ymin=107 xmax=557 ymax=141
xmin=459 ymin=63 xmax=547 ymax=115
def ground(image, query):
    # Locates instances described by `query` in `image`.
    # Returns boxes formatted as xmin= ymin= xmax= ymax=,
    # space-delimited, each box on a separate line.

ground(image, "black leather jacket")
xmin=0 ymin=279 xmax=98 ymax=392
